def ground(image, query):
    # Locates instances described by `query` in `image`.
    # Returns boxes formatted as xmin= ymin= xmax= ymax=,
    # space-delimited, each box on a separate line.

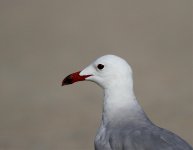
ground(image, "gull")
xmin=62 ymin=54 xmax=193 ymax=150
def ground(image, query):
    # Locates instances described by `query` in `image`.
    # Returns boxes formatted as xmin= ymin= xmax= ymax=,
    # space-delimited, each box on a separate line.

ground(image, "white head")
xmin=62 ymin=55 xmax=147 ymax=125
xmin=62 ymin=55 xmax=133 ymax=90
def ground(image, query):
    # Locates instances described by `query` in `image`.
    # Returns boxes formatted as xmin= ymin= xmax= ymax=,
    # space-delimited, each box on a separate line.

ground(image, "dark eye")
xmin=97 ymin=64 xmax=104 ymax=70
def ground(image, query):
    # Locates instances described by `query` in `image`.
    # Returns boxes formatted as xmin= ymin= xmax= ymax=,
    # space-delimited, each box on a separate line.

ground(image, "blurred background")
xmin=0 ymin=0 xmax=192 ymax=150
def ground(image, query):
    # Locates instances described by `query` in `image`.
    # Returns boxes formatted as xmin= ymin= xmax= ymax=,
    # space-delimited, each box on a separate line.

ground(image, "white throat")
xmin=101 ymin=80 xmax=148 ymax=127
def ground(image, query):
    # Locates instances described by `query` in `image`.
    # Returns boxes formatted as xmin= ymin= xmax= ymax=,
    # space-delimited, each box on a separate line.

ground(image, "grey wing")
xmin=109 ymin=126 xmax=193 ymax=150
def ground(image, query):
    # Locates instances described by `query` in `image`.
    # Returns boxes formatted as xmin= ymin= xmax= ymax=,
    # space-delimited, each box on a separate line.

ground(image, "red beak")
xmin=62 ymin=71 xmax=92 ymax=86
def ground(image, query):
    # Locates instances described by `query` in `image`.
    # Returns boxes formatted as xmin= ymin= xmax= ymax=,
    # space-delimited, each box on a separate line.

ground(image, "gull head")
xmin=62 ymin=55 xmax=133 ymax=89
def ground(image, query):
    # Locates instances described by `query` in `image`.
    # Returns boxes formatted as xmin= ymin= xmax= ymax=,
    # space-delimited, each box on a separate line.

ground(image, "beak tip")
xmin=61 ymin=75 xmax=73 ymax=86
xmin=61 ymin=71 xmax=91 ymax=87
xmin=61 ymin=81 xmax=65 ymax=86
xmin=61 ymin=81 xmax=70 ymax=86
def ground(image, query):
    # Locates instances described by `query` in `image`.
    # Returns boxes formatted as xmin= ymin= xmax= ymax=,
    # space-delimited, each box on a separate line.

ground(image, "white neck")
xmin=101 ymin=81 xmax=150 ymax=127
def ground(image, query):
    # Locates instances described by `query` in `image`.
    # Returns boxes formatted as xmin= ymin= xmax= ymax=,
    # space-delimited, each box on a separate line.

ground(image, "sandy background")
xmin=0 ymin=0 xmax=192 ymax=150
